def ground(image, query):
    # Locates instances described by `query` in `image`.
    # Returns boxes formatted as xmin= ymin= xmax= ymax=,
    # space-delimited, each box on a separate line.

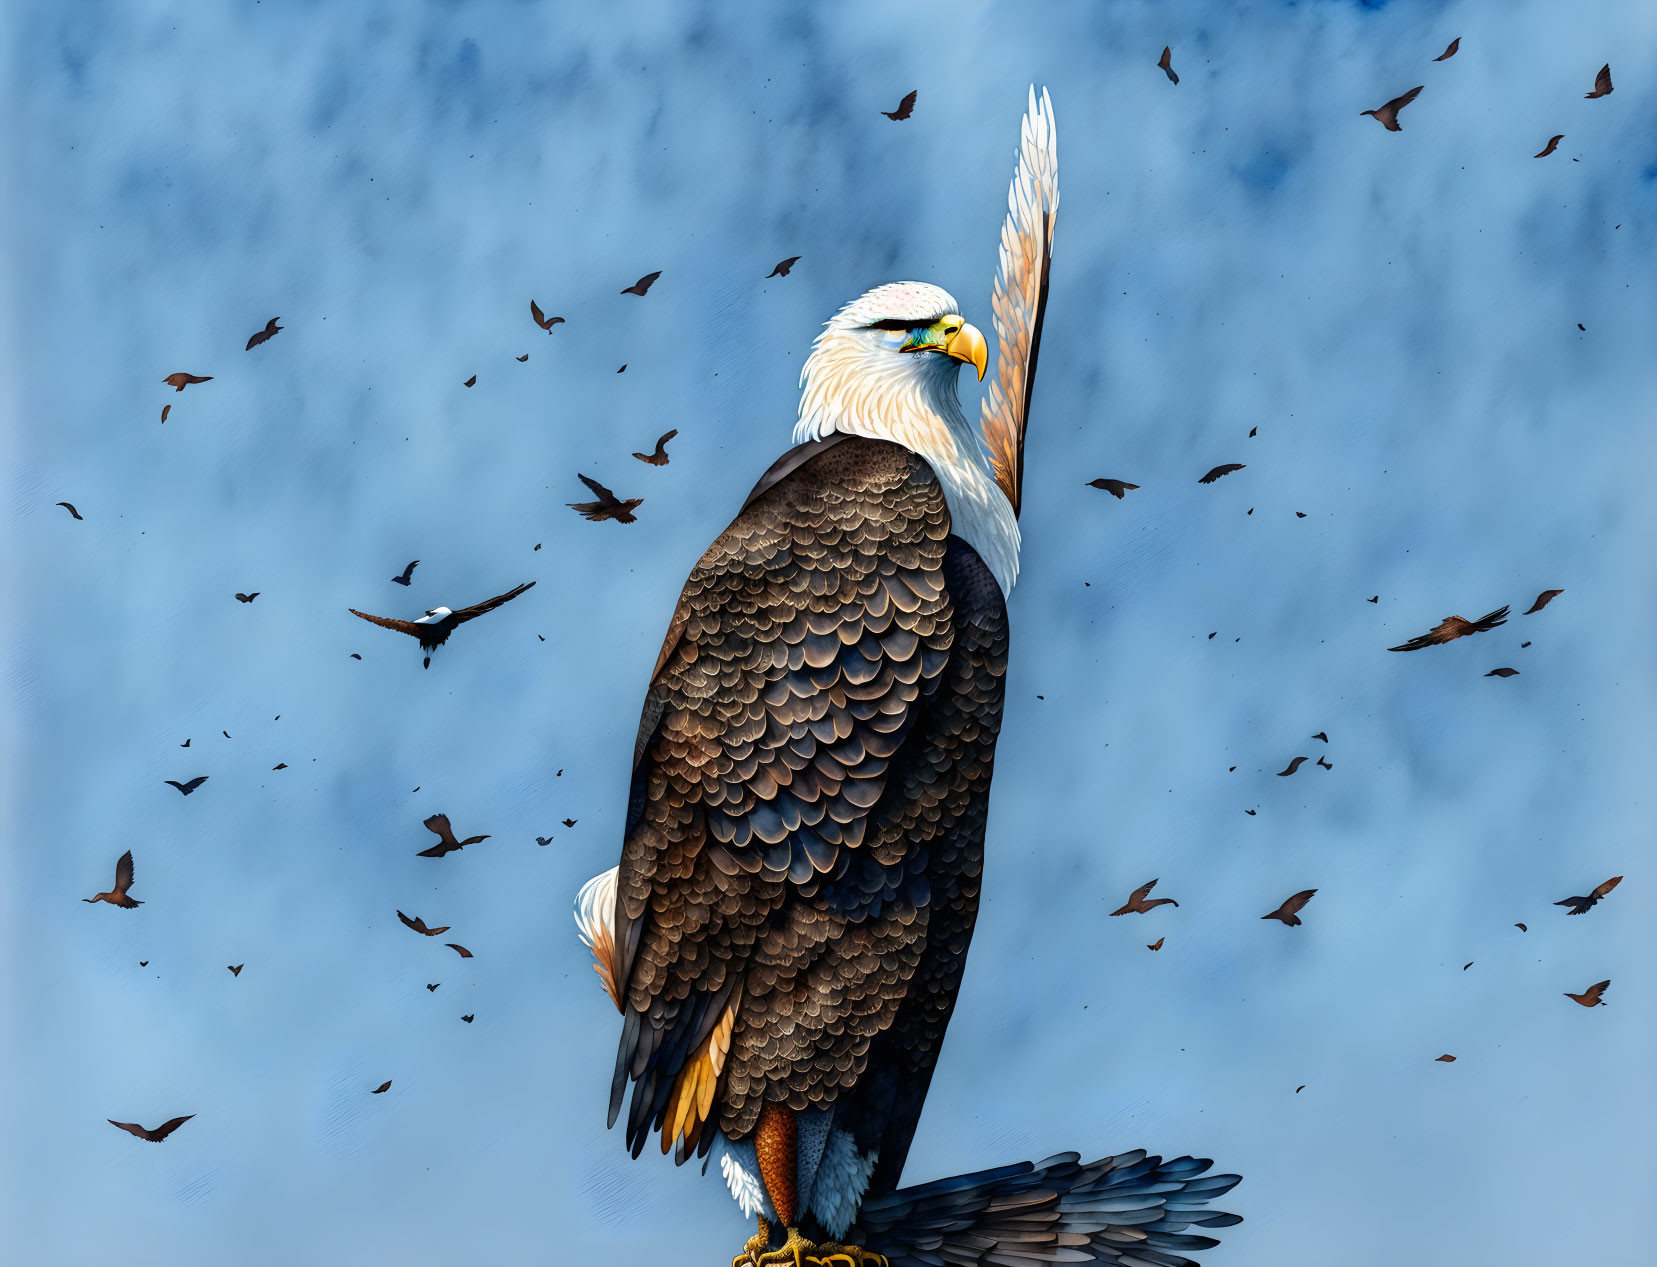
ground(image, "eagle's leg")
xmin=732 ymin=1217 xmax=771 ymax=1267
xmin=732 ymin=1103 xmax=833 ymax=1266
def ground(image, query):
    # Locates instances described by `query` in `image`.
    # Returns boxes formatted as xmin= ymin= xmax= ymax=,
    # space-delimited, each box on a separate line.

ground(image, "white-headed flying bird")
xmin=349 ymin=582 xmax=535 ymax=668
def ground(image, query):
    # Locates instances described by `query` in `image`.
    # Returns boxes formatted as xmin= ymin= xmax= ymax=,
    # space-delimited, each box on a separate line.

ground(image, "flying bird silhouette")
xmin=1147 ymin=937 xmax=1165 ymax=951
xmin=1199 ymin=463 xmax=1245 ymax=484
xmin=391 ymin=560 xmax=419 ymax=587
xmin=1433 ymin=37 xmax=1460 ymax=62
xmin=567 ymin=474 xmax=642 ymax=524
xmin=272 ymin=763 xmax=287 ymax=770
xmin=561 ymin=817 xmax=577 ymax=828
xmin=1157 ymin=47 xmax=1178 ymax=85
xmin=245 ymin=318 xmax=282 ymax=350
xmin=517 ymin=354 xmax=529 ymax=362
xmin=349 ymin=581 xmax=535 ymax=668
xmin=227 ymin=964 xmax=243 ymax=977
xmin=1524 ymin=588 xmax=1564 ymax=614
xmin=1584 ymin=64 xmax=1613 ymax=98
xmin=445 ymin=943 xmax=473 ymax=958
xmin=1263 ymin=889 xmax=1317 ymax=926
xmin=1311 ymin=732 xmax=1328 ymax=743
xmin=1086 ymin=478 xmax=1139 ymax=499
xmin=418 ymin=812 xmax=489 ymax=858
xmin=165 ymin=776 xmax=208 ymax=796
xmin=55 ymin=502 xmax=83 ymax=520
xmin=161 ymin=405 xmax=170 ymax=423
xmin=1277 ymin=757 xmax=1309 ymax=777
xmin=83 ymin=850 xmax=141 ymax=908
xmin=462 ymin=374 xmax=477 ymax=387
xmin=1388 ymin=606 xmax=1509 ymax=652
xmin=1360 ymin=86 xmax=1423 ymax=131
xmin=1367 ymin=596 xmax=1379 ymax=603
xmin=766 ymin=257 xmax=801 ymax=278
xmin=234 ymin=592 xmax=259 ymax=603
xmin=620 ymin=271 xmax=662 ymax=296
xmin=163 ymin=373 xmax=212 ymax=391
xmin=462 ymin=1013 xmax=475 ymax=1023
xmin=1435 ymin=1055 xmax=1456 ymax=1063
xmin=1515 ymin=923 xmax=1527 ymax=932
xmin=536 ymin=836 xmax=554 ymax=847
xmin=1534 ymin=135 xmax=1564 ymax=158
xmin=1485 ymin=667 xmax=1519 ymax=678
xmin=1109 ymin=878 xmax=1178 ymax=916
xmin=881 ymin=90 xmax=917 ymax=120
xmin=1565 ymin=979 xmax=1610 ymax=1007
xmin=530 ymin=300 xmax=565 ymax=332
xmin=372 ymin=1081 xmax=392 ymax=1094
xmin=1556 ymin=876 xmax=1622 ymax=915
xmin=397 ymin=910 xmax=450 ymax=937
xmin=426 ymin=983 xmax=439 ymax=992
xmin=108 ymin=1115 xmax=193 ymax=1142
xmin=1316 ymin=755 xmax=1333 ymax=770
xmin=632 ymin=429 xmax=678 ymax=466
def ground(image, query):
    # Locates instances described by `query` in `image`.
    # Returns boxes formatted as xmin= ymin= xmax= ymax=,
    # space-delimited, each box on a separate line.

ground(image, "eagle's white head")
xmin=415 ymin=607 xmax=453 ymax=624
xmin=794 ymin=281 xmax=1019 ymax=593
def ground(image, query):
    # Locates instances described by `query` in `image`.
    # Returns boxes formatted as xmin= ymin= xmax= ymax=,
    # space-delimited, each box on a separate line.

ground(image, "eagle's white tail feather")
xmin=574 ymin=866 xmax=622 ymax=1010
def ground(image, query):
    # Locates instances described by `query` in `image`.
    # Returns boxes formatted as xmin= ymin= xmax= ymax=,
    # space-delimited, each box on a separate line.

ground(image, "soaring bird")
xmin=1555 ymin=875 xmax=1621 ymax=915
xmin=1110 ymin=879 xmax=1179 ymax=916
xmin=418 ymin=812 xmax=489 ymax=857
xmin=1584 ymin=64 xmax=1613 ymax=98
xmin=1388 ymin=605 xmax=1508 ymax=651
xmin=391 ymin=559 xmax=419 ymax=586
xmin=245 ymin=317 xmax=282 ymax=350
xmin=349 ymin=581 xmax=535 ymax=668
xmin=530 ymin=300 xmax=564 ymax=331
xmin=396 ymin=910 xmax=450 ymax=937
xmin=108 ymin=1115 xmax=193 ymax=1142
xmin=880 ymin=90 xmax=917 ymax=121
xmin=568 ymin=474 xmax=643 ymax=523
xmin=1198 ymin=463 xmax=1244 ymax=484
xmin=1085 ymin=477 xmax=1138 ymax=499
xmin=1534 ymin=135 xmax=1564 ymax=158
xmin=1565 ymin=979 xmax=1610 ymax=1007
xmin=1433 ymin=37 xmax=1460 ymax=62
xmin=1263 ymin=889 xmax=1317 ymax=925
xmin=235 ymin=592 xmax=259 ymax=603
xmin=621 ymin=272 xmax=663 ymax=297
xmin=1524 ymin=588 xmax=1564 ymax=614
xmin=162 ymin=372 xmax=212 ymax=391
xmin=1157 ymin=46 xmax=1178 ymax=84
xmin=632 ymin=430 xmax=679 ymax=466
xmin=766 ymin=257 xmax=802 ymax=278
xmin=83 ymin=851 xmax=142 ymax=908
xmin=1360 ymin=86 xmax=1423 ymax=131
xmin=572 ymin=88 xmax=1237 ymax=1267
xmin=56 ymin=501 xmax=83 ymax=520
xmin=165 ymin=776 xmax=208 ymax=796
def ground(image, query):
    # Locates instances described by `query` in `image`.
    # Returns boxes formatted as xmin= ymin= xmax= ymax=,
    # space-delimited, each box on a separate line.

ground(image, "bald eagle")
xmin=577 ymin=89 xmax=1241 ymax=1266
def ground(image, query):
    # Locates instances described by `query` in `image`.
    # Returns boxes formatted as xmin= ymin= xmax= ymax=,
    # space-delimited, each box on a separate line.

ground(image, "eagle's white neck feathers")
xmin=793 ymin=282 xmax=1020 ymax=594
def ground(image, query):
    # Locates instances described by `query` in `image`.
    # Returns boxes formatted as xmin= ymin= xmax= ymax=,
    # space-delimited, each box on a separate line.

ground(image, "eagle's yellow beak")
xmin=943 ymin=318 xmax=989 ymax=381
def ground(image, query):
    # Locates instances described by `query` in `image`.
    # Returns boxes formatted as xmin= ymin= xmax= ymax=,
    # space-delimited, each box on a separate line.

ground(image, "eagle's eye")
xmin=864 ymin=318 xmax=916 ymax=332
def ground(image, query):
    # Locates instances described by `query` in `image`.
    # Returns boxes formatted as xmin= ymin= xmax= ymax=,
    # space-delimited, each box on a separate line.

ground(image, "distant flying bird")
xmin=397 ymin=910 xmax=450 ymax=937
xmin=1433 ymin=37 xmax=1460 ymax=62
xmin=349 ymin=581 xmax=536 ymax=668
xmin=1109 ymin=878 xmax=1178 ymax=916
xmin=632 ymin=429 xmax=678 ymax=466
xmin=1534 ymin=135 xmax=1564 ymax=158
xmin=391 ymin=560 xmax=419 ymax=587
xmin=1157 ymin=47 xmax=1178 ymax=85
xmin=165 ymin=777 xmax=208 ymax=796
xmin=463 ymin=374 xmax=477 ymax=387
xmin=1524 ymin=588 xmax=1564 ymax=614
xmin=1295 ymin=1086 xmax=1305 ymax=1094
xmin=108 ymin=1115 xmax=193 ymax=1143
xmin=272 ymin=763 xmax=287 ymax=770
xmin=561 ymin=817 xmax=577 ymax=828
xmin=180 ymin=739 xmax=190 ymax=747
xmin=83 ymin=851 xmax=142 ymax=908
xmin=462 ymin=1013 xmax=475 ymax=1023
xmin=418 ymin=812 xmax=489 ymax=858
xmin=1584 ymin=64 xmax=1612 ymax=98
xmin=1147 ymin=937 xmax=1165 ymax=951
xmin=1388 ymin=605 xmax=1509 ymax=652
xmin=766 ymin=257 xmax=801 ymax=278
xmin=1262 ymin=889 xmax=1317 ymax=926
xmin=1248 ymin=426 xmax=1257 ymax=437
xmin=620 ymin=271 xmax=662 ymax=297
xmin=530 ymin=300 xmax=565 ymax=332
xmin=1485 ymin=667 xmax=1519 ymax=678
xmin=161 ymin=405 xmax=170 ymax=423
xmin=1435 ymin=1055 xmax=1456 ymax=1063
xmin=536 ymin=836 xmax=554 ymax=847
xmin=1199 ymin=463 xmax=1245 ymax=484
xmin=617 ymin=364 xmax=627 ymax=373
xmin=1360 ymin=86 xmax=1423 ymax=131
xmin=234 ymin=592 xmax=259 ymax=603
xmin=427 ymin=983 xmax=439 ymax=992
xmin=350 ymin=653 xmax=361 ymax=660
xmin=1565 ymin=979 xmax=1609 ymax=1007
xmin=55 ymin=502 xmax=82 ymax=520
xmin=1555 ymin=876 xmax=1622 ymax=915
xmin=245 ymin=318 xmax=282 ymax=350
xmin=567 ymin=474 xmax=642 ymax=524
xmin=1086 ymin=478 xmax=1139 ymax=499
xmin=445 ymin=943 xmax=473 ymax=958
xmin=517 ymin=354 xmax=529 ymax=362
xmin=139 ymin=961 xmax=147 ymax=967
xmin=163 ymin=373 xmax=212 ymax=391
xmin=1515 ymin=923 xmax=1527 ymax=932
xmin=1367 ymin=596 xmax=1379 ymax=604
xmin=372 ymin=1081 xmax=392 ymax=1094
xmin=1316 ymin=756 xmax=1332 ymax=770
xmin=227 ymin=964 xmax=243 ymax=977
xmin=1277 ymin=757 xmax=1308 ymax=777
xmin=881 ymin=90 xmax=917 ymax=120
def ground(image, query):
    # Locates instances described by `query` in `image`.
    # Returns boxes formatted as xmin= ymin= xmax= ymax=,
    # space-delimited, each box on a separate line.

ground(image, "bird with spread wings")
xmin=349 ymin=581 xmax=534 ymax=668
xmin=574 ymin=88 xmax=1240 ymax=1267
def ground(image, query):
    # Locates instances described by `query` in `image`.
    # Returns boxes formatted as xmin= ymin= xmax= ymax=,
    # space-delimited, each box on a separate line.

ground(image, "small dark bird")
xmin=1316 ymin=756 xmax=1333 ymax=770
xmin=462 ymin=1013 xmax=475 ymax=1023
xmin=1555 ymin=876 xmax=1622 ymax=916
xmin=1524 ymin=589 xmax=1564 ymax=614
xmin=1295 ymin=512 xmax=1307 ymax=518
xmin=418 ymin=812 xmax=490 ymax=858
xmin=1435 ymin=1055 xmax=1456 ymax=1063
xmin=620 ymin=272 xmax=662 ymax=297
xmin=632 ymin=429 xmax=678 ymax=466
xmin=517 ymin=354 xmax=529 ymax=362
xmin=396 ymin=910 xmax=451 ymax=937
xmin=1277 ymin=757 xmax=1309 ymax=777
xmin=1360 ymin=86 xmax=1424 ymax=131
xmin=1248 ymin=426 xmax=1257 ymax=437
xmin=1515 ymin=923 xmax=1527 ymax=932
xmin=881 ymin=90 xmax=918 ymax=121
xmin=235 ymin=592 xmax=259 ymax=603
xmin=372 ymin=1081 xmax=392 ymax=1094
xmin=1388 ymin=606 xmax=1509 ymax=652
xmin=1109 ymin=878 xmax=1179 ymax=916
xmin=1584 ymin=64 xmax=1612 ymax=98
xmin=561 ymin=818 xmax=577 ymax=828
xmin=56 ymin=501 xmax=84 ymax=520
xmin=463 ymin=375 xmax=477 ymax=387
xmin=568 ymin=474 xmax=642 ymax=524
xmin=350 ymin=653 xmax=362 ymax=660
xmin=426 ymin=983 xmax=439 ymax=992
xmin=83 ymin=851 xmax=142 ymax=908
xmin=1086 ymin=478 xmax=1139 ymax=499
xmin=766 ymin=257 xmax=801 ymax=278
xmin=1157 ymin=47 xmax=1179 ymax=85
xmin=536 ymin=836 xmax=553 ymax=847
xmin=1295 ymin=1086 xmax=1305 ymax=1094
xmin=161 ymin=405 xmax=170 ymax=423
xmin=1485 ymin=667 xmax=1519 ymax=677
xmin=350 ymin=581 xmax=536 ymax=668
xmin=1534 ymin=135 xmax=1564 ymax=158
xmin=139 ymin=961 xmax=147 ymax=967
xmin=1311 ymin=732 xmax=1328 ymax=743
xmin=1577 ymin=325 xmax=1585 ymax=332
xmin=1245 ymin=809 xmax=1257 ymax=815
xmin=163 ymin=373 xmax=212 ymax=391
xmin=1565 ymin=979 xmax=1610 ymax=1007
xmin=109 ymin=1116 xmax=193 ymax=1143
xmin=272 ymin=763 xmax=287 ymax=770
xmin=530 ymin=300 xmax=565 ymax=332
xmin=165 ymin=777 xmax=208 ymax=796
xmin=391 ymin=560 xmax=419 ymax=587
xmin=1367 ymin=596 xmax=1380 ymax=604
xmin=445 ymin=943 xmax=473 ymax=958
xmin=222 ymin=731 xmax=231 ymax=739
xmin=1463 ymin=963 xmax=1473 ymax=971
xmin=1147 ymin=937 xmax=1165 ymax=951
xmin=245 ymin=318 xmax=282 ymax=350
xmin=1262 ymin=889 xmax=1317 ymax=926
xmin=180 ymin=739 xmax=190 ymax=747
xmin=227 ymin=964 xmax=243 ymax=977
xmin=1433 ymin=37 xmax=1460 ymax=62
xmin=617 ymin=364 xmax=626 ymax=374
xmin=1198 ymin=463 xmax=1245 ymax=484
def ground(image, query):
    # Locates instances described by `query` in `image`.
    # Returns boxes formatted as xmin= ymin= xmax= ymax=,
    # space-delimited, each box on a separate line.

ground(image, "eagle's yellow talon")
xmin=813 ymin=1245 xmax=889 ymax=1267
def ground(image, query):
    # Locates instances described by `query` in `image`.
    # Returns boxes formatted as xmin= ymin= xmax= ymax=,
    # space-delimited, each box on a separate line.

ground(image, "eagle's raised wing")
xmin=978 ymin=86 xmax=1059 ymax=519
xmin=451 ymin=581 xmax=536 ymax=624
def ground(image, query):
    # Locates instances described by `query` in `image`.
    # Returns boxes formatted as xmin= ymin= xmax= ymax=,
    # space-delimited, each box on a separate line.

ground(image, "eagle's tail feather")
xmin=574 ymin=866 xmax=622 ymax=1010
xmin=847 ymin=1149 xmax=1241 ymax=1267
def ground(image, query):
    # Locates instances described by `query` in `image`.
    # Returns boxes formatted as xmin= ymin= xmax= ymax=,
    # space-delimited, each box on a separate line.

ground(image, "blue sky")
xmin=3 ymin=2 xmax=1654 ymax=1263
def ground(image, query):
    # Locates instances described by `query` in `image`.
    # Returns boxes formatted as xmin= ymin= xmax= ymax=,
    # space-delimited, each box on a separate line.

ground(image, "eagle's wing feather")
xmin=451 ymin=581 xmax=536 ymax=623
xmin=348 ymin=609 xmax=425 ymax=638
xmin=978 ymin=86 xmax=1059 ymax=519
